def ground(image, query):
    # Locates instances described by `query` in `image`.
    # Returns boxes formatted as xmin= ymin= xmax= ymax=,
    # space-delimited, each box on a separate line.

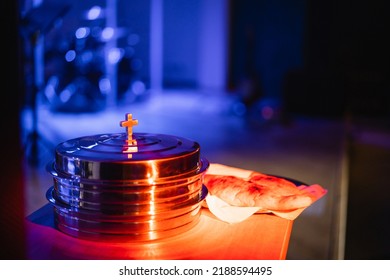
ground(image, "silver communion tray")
xmin=46 ymin=114 xmax=209 ymax=242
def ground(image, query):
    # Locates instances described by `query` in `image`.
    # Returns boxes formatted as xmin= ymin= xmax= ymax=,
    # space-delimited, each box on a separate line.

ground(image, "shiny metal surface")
xmin=46 ymin=186 xmax=207 ymax=220
xmin=47 ymin=185 xmax=206 ymax=213
xmin=54 ymin=186 xmax=202 ymax=210
xmin=54 ymin=214 xmax=202 ymax=242
xmin=46 ymin=128 xmax=209 ymax=241
xmin=47 ymin=157 xmax=209 ymax=188
xmin=53 ymin=133 xmax=201 ymax=180
xmin=54 ymin=208 xmax=202 ymax=234
xmin=47 ymin=185 xmax=207 ymax=241
xmin=53 ymin=178 xmax=202 ymax=201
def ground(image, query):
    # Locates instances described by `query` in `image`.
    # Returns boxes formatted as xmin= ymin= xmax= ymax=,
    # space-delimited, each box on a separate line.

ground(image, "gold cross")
xmin=120 ymin=113 xmax=138 ymax=140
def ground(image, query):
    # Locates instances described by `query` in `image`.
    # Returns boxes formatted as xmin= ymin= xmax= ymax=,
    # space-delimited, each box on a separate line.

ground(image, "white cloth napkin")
xmin=204 ymin=163 xmax=327 ymax=223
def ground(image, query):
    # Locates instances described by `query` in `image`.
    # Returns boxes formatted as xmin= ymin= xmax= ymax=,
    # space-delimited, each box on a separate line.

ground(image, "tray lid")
xmin=52 ymin=114 xmax=202 ymax=181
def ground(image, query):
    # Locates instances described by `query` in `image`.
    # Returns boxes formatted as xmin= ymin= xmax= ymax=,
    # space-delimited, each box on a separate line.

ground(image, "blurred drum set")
xmin=20 ymin=3 xmax=146 ymax=165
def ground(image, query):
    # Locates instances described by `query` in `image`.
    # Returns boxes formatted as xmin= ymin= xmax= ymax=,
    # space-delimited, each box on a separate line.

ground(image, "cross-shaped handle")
xmin=120 ymin=113 xmax=138 ymax=140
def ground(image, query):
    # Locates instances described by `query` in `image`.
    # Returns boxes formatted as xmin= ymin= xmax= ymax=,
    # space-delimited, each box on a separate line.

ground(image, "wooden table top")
xmin=25 ymin=203 xmax=293 ymax=260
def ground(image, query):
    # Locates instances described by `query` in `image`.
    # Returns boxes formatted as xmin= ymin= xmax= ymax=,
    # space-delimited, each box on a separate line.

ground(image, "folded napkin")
xmin=203 ymin=163 xmax=327 ymax=223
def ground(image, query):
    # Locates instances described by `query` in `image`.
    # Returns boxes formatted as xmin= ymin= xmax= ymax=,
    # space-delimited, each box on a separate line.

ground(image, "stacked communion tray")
xmin=46 ymin=114 xmax=209 ymax=242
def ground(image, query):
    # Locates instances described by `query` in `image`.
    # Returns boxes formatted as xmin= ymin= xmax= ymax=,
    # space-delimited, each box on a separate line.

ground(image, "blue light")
xmin=59 ymin=88 xmax=72 ymax=103
xmin=65 ymin=50 xmax=76 ymax=62
xmin=75 ymin=27 xmax=90 ymax=39
xmin=132 ymin=80 xmax=146 ymax=95
xmin=87 ymin=6 xmax=102 ymax=20
xmin=108 ymin=48 xmax=124 ymax=64
xmin=101 ymin=27 xmax=114 ymax=41
xmin=99 ymin=78 xmax=111 ymax=94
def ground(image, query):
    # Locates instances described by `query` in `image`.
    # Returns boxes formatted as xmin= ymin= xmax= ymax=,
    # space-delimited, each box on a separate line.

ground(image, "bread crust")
xmin=203 ymin=173 xmax=315 ymax=211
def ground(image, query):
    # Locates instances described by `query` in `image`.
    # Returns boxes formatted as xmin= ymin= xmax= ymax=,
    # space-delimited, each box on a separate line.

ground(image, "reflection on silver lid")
xmin=54 ymin=132 xmax=201 ymax=180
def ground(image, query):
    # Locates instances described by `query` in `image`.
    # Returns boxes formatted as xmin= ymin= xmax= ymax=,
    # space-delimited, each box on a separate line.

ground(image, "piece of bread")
xmin=203 ymin=172 xmax=315 ymax=211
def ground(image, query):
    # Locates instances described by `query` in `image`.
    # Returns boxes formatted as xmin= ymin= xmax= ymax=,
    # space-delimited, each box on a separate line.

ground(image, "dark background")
xmin=2 ymin=0 xmax=389 ymax=259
